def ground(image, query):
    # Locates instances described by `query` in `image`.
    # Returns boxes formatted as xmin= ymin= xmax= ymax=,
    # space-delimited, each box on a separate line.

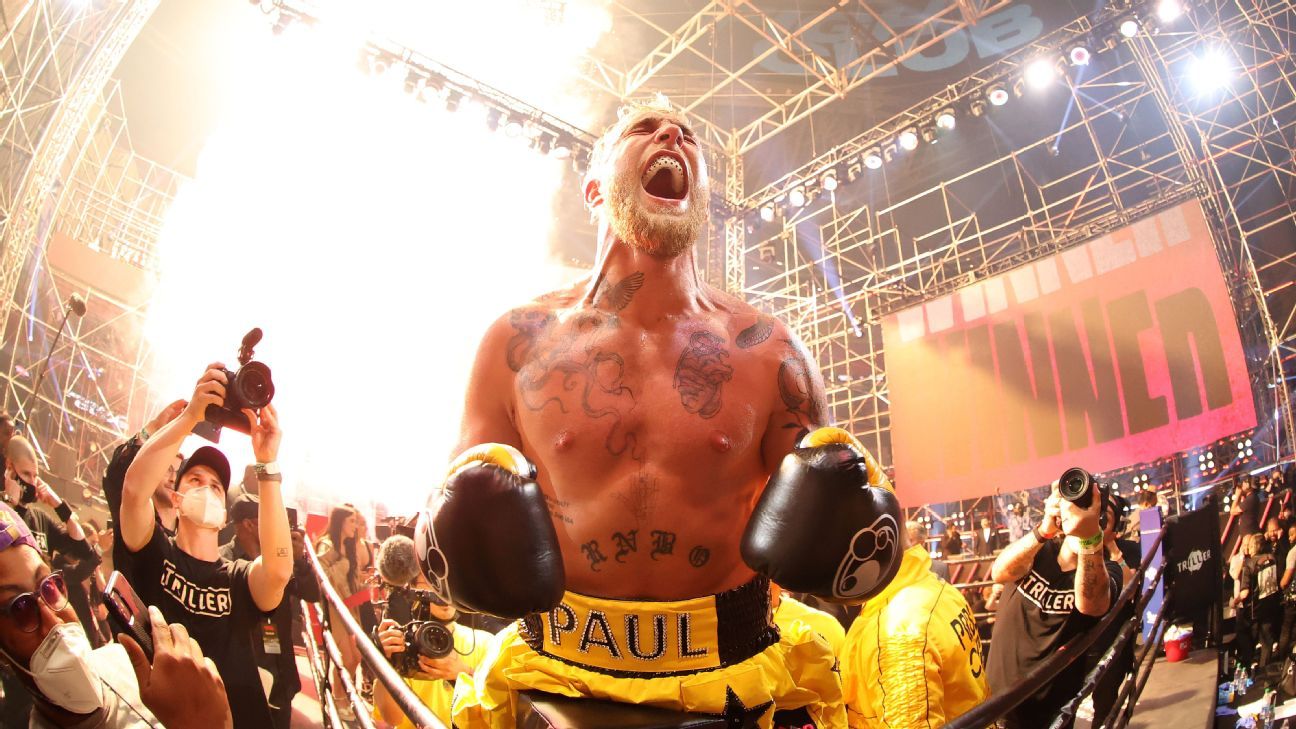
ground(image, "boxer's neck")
xmin=583 ymin=230 xmax=715 ymax=324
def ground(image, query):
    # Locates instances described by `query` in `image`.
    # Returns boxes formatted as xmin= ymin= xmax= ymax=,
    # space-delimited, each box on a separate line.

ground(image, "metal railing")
xmin=303 ymin=546 xmax=446 ymax=729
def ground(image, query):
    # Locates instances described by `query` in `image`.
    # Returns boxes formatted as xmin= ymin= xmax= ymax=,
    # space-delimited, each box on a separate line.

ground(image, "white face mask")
xmin=1 ymin=622 xmax=104 ymax=714
xmin=180 ymin=486 xmax=226 ymax=530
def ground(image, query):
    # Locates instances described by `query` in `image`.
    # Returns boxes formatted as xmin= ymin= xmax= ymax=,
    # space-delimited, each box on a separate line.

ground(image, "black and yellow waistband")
xmin=519 ymin=576 xmax=779 ymax=677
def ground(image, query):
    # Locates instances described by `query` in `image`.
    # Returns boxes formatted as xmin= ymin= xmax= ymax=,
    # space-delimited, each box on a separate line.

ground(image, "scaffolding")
xmin=0 ymin=0 xmax=177 ymax=501
xmin=710 ymin=0 xmax=1295 ymax=477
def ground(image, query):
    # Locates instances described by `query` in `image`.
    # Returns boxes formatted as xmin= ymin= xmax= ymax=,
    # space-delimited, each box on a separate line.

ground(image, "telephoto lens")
xmin=1058 ymin=467 xmax=1097 ymax=509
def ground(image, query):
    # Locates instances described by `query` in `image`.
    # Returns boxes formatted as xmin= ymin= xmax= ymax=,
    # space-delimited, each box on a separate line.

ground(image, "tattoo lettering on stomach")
xmin=579 ymin=528 xmax=710 ymax=572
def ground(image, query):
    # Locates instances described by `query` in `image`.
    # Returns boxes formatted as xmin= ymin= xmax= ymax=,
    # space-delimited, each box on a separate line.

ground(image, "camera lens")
xmin=1059 ymin=467 xmax=1094 ymax=508
xmin=412 ymin=622 xmax=454 ymax=658
xmin=233 ymin=362 xmax=275 ymax=409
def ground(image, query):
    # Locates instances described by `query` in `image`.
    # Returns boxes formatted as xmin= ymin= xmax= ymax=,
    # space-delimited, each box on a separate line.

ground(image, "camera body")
xmin=194 ymin=328 xmax=275 ymax=443
xmin=1058 ymin=467 xmax=1111 ymax=530
xmin=383 ymin=585 xmax=455 ymax=678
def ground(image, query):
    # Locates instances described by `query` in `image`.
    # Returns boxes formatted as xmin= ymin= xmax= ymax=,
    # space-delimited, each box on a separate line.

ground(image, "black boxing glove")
xmin=414 ymin=444 xmax=564 ymax=619
xmin=741 ymin=427 xmax=903 ymax=604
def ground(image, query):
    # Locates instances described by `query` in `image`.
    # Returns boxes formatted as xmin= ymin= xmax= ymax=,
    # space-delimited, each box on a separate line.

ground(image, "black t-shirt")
xmin=12 ymin=503 xmax=97 ymax=564
xmin=1239 ymin=491 xmax=1262 ymax=536
xmin=129 ymin=527 xmax=273 ymax=729
xmin=987 ymin=539 xmax=1122 ymax=725
xmin=1241 ymin=553 xmax=1281 ymax=615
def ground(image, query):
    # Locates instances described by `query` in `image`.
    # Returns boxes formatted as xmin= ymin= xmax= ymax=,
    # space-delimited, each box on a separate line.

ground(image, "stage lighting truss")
xmin=730 ymin=0 xmax=1296 ymax=474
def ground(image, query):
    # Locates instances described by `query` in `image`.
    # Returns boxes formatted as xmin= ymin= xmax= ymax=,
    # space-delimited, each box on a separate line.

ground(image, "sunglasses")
xmin=0 ymin=572 xmax=68 ymax=633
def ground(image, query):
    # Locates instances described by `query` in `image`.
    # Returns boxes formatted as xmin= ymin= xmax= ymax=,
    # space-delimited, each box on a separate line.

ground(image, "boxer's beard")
xmin=605 ymin=165 xmax=708 ymax=258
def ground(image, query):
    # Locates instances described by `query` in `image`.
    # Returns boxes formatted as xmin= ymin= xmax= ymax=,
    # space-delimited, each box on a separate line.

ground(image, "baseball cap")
xmin=228 ymin=493 xmax=259 ymax=524
xmin=0 ymin=502 xmax=37 ymax=553
xmin=178 ymin=446 xmax=231 ymax=491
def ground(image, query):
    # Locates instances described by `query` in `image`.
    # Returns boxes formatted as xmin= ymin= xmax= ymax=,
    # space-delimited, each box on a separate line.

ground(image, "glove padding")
xmin=415 ymin=444 xmax=565 ymax=619
xmin=741 ymin=427 xmax=902 ymax=604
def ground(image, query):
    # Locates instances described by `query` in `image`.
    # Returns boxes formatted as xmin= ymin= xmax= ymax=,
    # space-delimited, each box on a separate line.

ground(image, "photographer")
xmin=219 ymin=494 xmax=319 ymax=729
xmin=371 ymin=535 xmax=491 ymax=729
xmin=120 ymin=363 xmax=293 ymax=729
xmin=2 ymin=437 xmax=98 ymax=570
xmin=986 ymin=477 xmax=1122 ymax=729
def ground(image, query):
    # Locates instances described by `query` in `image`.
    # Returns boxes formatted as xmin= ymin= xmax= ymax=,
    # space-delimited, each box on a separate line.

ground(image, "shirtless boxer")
xmin=417 ymin=102 xmax=902 ymax=729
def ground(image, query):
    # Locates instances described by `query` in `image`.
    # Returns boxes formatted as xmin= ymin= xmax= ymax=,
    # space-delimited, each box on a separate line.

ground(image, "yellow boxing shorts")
xmin=452 ymin=576 xmax=846 ymax=728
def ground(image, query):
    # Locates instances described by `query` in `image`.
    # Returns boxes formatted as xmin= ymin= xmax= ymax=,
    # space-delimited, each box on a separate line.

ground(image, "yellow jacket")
xmin=775 ymin=595 xmax=847 ymax=654
xmin=373 ymin=623 xmax=494 ymax=729
xmin=841 ymin=545 xmax=989 ymax=729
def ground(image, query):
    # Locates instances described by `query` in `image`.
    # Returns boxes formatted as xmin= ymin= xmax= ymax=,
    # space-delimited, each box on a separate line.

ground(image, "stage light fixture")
xmin=788 ymin=186 xmax=807 ymax=208
xmin=1119 ymin=19 xmax=1140 ymax=38
xmin=504 ymin=119 xmax=524 ymax=137
xmin=486 ymin=109 xmax=504 ymax=133
xmin=760 ymin=204 xmax=775 ymax=223
xmin=898 ymin=128 xmax=919 ymax=151
xmin=863 ymin=148 xmax=884 ymax=169
xmin=1238 ymin=442 xmax=1245 ymax=450
xmin=551 ymin=139 xmax=573 ymax=159
xmin=536 ymin=136 xmax=553 ymax=155
xmin=1190 ymin=49 xmax=1232 ymax=94
xmin=1246 ymin=439 xmax=1252 ymax=447
xmin=1069 ymin=45 xmax=1092 ymax=66
xmin=1157 ymin=0 xmax=1183 ymax=22
xmin=1198 ymin=454 xmax=1206 ymax=462
xmin=1247 ymin=448 xmax=1254 ymax=457
xmin=969 ymin=99 xmax=987 ymax=117
xmin=1024 ymin=57 xmax=1057 ymax=90
xmin=936 ymin=109 xmax=956 ymax=130
xmin=820 ymin=169 xmax=839 ymax=192
xmin=987 ymin=86 xmax=1010 ymax=106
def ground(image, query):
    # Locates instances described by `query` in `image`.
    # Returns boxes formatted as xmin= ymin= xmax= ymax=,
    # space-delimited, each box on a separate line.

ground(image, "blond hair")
xmin=1243 ymin=532 xmax=1265 ymax=557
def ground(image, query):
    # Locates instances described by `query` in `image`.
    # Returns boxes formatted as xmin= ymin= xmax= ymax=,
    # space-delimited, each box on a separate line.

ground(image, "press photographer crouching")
xmin=371 ymin=534 xmax=492 ymax=729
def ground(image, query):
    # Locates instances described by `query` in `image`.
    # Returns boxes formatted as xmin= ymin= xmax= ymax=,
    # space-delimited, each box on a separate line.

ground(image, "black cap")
xmin=228 ymin=493 xmax=259 ymax=524
xmin=178 ymin=446 xmax=231 ymax=491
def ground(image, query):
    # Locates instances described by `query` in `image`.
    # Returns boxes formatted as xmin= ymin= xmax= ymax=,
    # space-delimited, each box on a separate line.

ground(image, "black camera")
xmin=382 ymin=585 xmax=455 ymax=677
xmin=194 ymin=328 xmax=275 ymax=443
xmin=1058 ymin=467 xmax=1111 ymax=529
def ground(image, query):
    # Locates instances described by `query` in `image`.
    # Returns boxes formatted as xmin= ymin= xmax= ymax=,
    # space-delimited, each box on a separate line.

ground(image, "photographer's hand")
xmin=143 ymin=399 xmax=188 ymax=440
xmin=179 ymin=364 xmax=228 ymax=427
xmin=417 ymin=653 xmax=470 ymax=681
xmin=244 ymin=403 xmax=281 ymax=463
xmin=377 ymin=618 xmax=405 ymax=659
xmin=122 ymin=606 xmax=232 ymax=729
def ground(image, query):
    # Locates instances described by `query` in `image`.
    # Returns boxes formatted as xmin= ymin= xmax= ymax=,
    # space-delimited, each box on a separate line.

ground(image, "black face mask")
xmin=8 ymin=471 xmax=36 ymax=505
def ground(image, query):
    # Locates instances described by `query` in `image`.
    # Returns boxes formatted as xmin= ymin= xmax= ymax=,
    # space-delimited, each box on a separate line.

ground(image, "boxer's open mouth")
xmin=641 ymin=151 xmax=688 ymax=201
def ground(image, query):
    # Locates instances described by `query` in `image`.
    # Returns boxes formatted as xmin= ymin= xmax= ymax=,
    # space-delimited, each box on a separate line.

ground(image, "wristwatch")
xmin=253 ymin=461 xmax=282 ymax=481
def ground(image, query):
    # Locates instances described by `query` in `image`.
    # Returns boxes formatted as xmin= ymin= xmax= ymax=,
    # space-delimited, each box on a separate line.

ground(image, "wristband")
xmin=253 ymin=461 xmax=281 ymax=478
xmin=55 ymin=501 xmax=73 ymax=522
xmin=257 ymin=473 xmax=283 ymax=483
xmin=1076 ymin=532 xmax=1104 ymax=555
xmin=1033 ymin=526 xmax=1056 ymax=543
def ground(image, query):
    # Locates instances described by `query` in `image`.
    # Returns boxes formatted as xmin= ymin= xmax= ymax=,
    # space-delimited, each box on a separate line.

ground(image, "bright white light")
xmin=788 ymin=187 xmax=807 ymax=207
xmin=148 ymin=15 xmax=597 ymax=513
xmin=863 ymin=149 xmax=883 ymax=169
xmin=1119 ymin=19 xmax=1140 ymax=38
xmin=759 ymin=204 xmax=775 ymax=222
xmin=820 ymin=170 xmax=838 ymax=192
xmin=935 ymin=110 xmax=956 ymax=131
xmin=1025 ymin=58 xmax=1057 ymax=90
xmin=897 ymin=129 xmax=919 ymax=151
xmin=1246 ymin=439 xmax=1252 ymax=447
xmin=988 ymin=87 xmax=1010 ymax=106
xmin=1069 ymin=46 xmax=1091 ymax=67
xmin=1190 ymin=50 xmax=1232 ymax=94
xmin=1157 ymin=0 xmax=1183 ymax=23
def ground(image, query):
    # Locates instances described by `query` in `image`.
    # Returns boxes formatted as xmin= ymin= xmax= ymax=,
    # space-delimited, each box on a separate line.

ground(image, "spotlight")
xmin=820 ymin=169 xmax=839 ymax=192
xmin=1246 ymin=439 xmax=1252 ymax=447
xmin=1157 ymin=0 xmax=1183 ymax=22
xmin=898 ymin=128 xmax=919 ymax=151
xmin=969 ymin=99 xmax=987 ymax=117
xmin=551 ymin=138 xmax=573 ymax=159
xmin=1238 ymin=442 xmax=1245 ymax=450
xmin=863 ymin=148 xmax=884 ymax=169
xmin=1119 ymin=19 xmax=1140 ymax=38
xmin=1069 ymin=45 xmax=1092 ymax=66
xmin=920 ymin=127 xmax=937 ymax=144
xmin=759 ymin=204 xmax=775 ymax=222
xmin=1246 ymin=448 xmax=1254 ymax=457
xmin=1024 ymin=57 xmax=1057 ymax=90
xmin=935 ymin=109 xmax=956 ymax=130
xmin=1199 ymin=454 xmax=1206 ymax=463
xmin=536 ymin=136 xmax=553 ymax=155
xmin=788 ymin=186 xmax=807 ymax=208
xmin=1190 ymin=49 xmax=1232 ymax=94
xmin=504 ymin=119 xmax=524 ymax=137
xmin=987 ymin=85 xmax=1010 ymax=106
